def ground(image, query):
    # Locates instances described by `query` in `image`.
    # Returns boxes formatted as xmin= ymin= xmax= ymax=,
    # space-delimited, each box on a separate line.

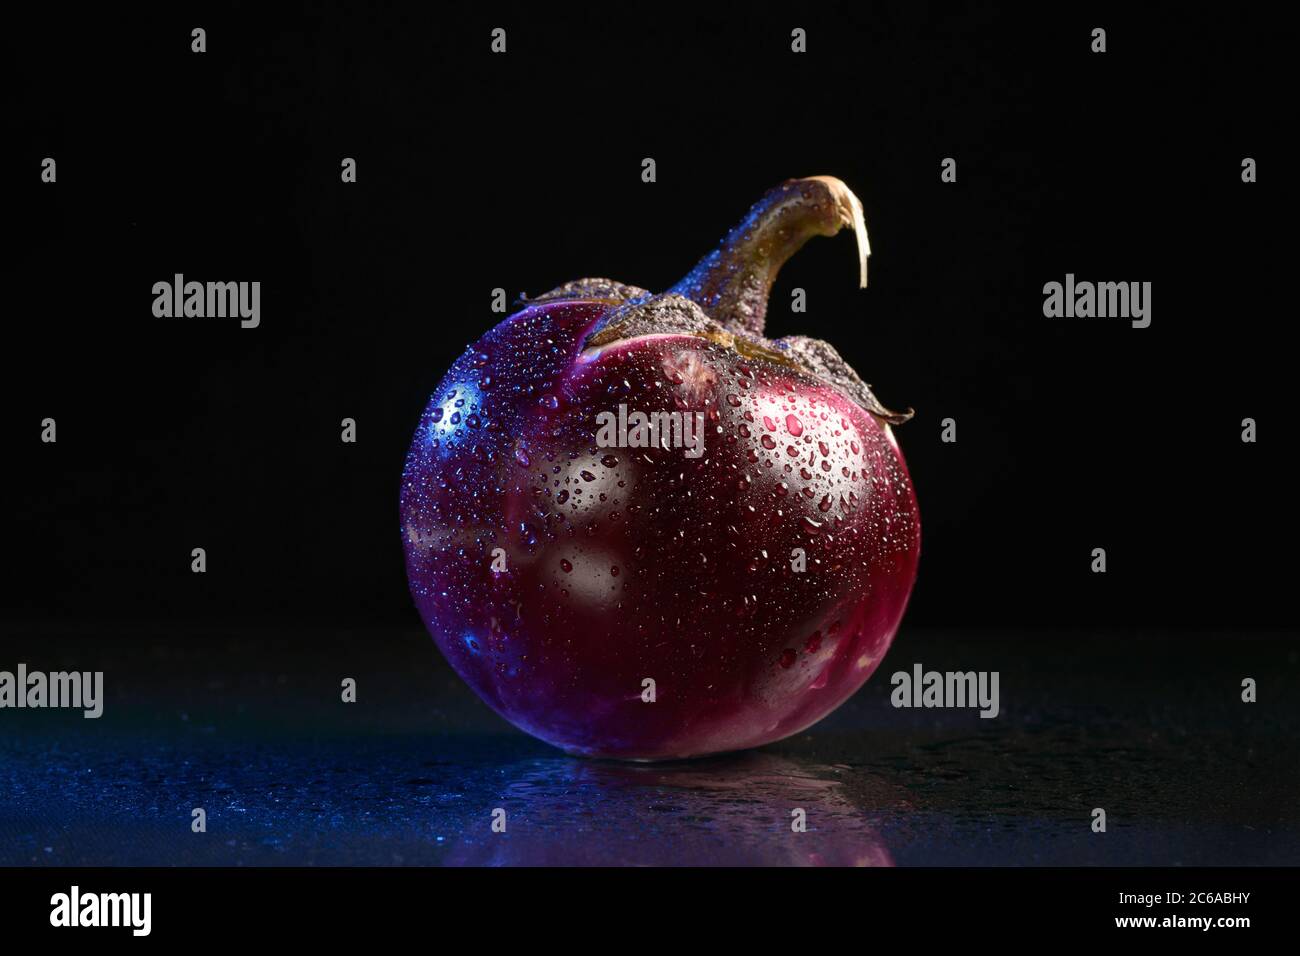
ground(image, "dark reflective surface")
xmin=2 ymin=627 xmax=1297 ymax=865
xmin=444 ymin=753 xmax=895 ymax=866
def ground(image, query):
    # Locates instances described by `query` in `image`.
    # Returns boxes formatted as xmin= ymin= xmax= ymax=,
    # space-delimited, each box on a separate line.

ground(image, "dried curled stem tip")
xmin=805 ymin=176 xmax=871 ymax=288
xmin=670 ymin=175 xmax=872 ymax=337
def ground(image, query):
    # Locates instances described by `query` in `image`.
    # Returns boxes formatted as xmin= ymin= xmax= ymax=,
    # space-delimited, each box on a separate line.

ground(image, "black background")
xmin=7 ymin=3 xmax=1289 ymax=635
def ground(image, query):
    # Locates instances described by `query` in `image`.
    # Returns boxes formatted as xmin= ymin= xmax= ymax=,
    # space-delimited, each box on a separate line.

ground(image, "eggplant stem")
xmin=670 ymin=176 xmax=871 ymax=336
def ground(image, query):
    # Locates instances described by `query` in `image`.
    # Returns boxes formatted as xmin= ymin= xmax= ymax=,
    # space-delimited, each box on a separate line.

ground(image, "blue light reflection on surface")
xmin=425 ymin=379 xmax=484 ymax=458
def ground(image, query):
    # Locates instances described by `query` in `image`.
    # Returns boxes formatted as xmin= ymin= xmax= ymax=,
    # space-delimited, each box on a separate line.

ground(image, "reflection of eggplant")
xmin=442 ymin=752 xmax=895 ymax=866
xmin=402 ymin=177 xmax=920 ymax=759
